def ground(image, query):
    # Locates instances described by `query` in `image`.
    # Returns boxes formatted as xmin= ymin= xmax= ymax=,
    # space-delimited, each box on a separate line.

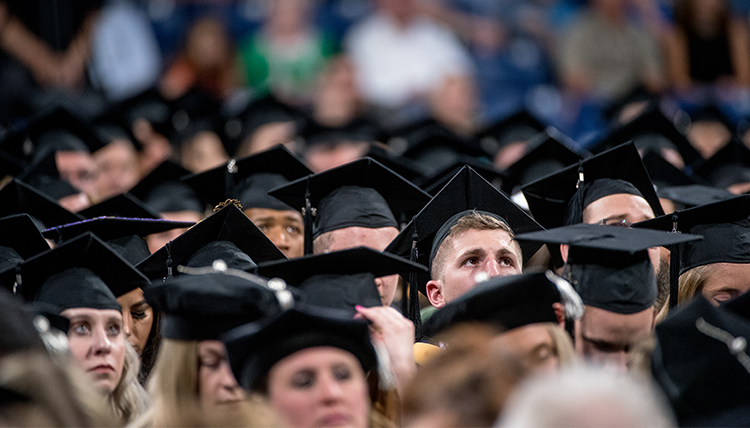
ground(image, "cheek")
xmin=66 ymin=336 xmax=91 ymax=363
xmin=112 ymin=338 xmax=127 ymax=377
xmin=132 ymin=314 xmax=154 ymax=345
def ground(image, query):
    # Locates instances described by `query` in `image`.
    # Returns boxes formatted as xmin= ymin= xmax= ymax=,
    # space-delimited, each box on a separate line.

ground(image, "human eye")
xmin=199 ymin=354 xmax=222 ymax=369
xmin=286 ymin=224 xmax=301 ymax=235
xmin=71 ymin=322 xmax=90 ymax=336
xmin=291 ymin=371 xmax=315 ymax=389
xmin=499 ymin=257 xmax=513 ymax=267
xmin=256 ymin=223 xmax=269 ymax=232
xmin=332 ymin=365 xmax=352 ymax=382
xmin=462 ymin=257 xmax=479 ymax=267
xmin=131 ymin=310 xmax=147 ymax=320
xmin=107 ymin=323 xmax=122 ymax=337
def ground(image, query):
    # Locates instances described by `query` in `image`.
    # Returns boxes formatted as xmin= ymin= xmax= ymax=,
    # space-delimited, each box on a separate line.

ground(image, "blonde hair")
xmin=677 ymin=264 xmax=716 ymax=305
xmin=431 ymin=212 xmax=520 ymax=281
xmin=545 ymin=323 xmax=578 ymax=368
xmin=111 ymin=343 xmax=151 ymax=424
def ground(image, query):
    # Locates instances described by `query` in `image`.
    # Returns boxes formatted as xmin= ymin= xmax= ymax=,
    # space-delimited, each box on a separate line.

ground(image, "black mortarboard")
xmin=0 ymin=287 xmax=45 ymax=356
xmin=182 ymin=145 xmax=312 ymax=212
xmin=417 ymin=156 xmax=505 ymax=196
xmin=500 ymin=128 xmax=586 ymax=195
xmin=254 ymin=247 xmax=428 ymax=314
xmin=223 ymin=95 xmax=304 ymax=156
xmin=396 ymin=122 xmax=489 ymax=177
xmin=476 ymin=110 xmax=547 ymax=155
xmin=0 ymin=179 xmax=84 ymax=229
xmin=515 ymin=224 xmax=702 ymax=314
xmin=223 ymin=306 xmax=376 ymax=391
xmin=0 ymin=106 xmax=107 ymax=163
xmin=42 ymin=217 xmax=195 ymax=265
xmin=634 ymin=195 xmax=750 ymax=275
xmin=386 ymin=166 xmax=543 ymax=287
xmin=0 ymin=149 xmax=26 ymax=177
xmin=269 ymin=157 xmax=431 ymax=253
xmin=693 ymin=138 xmax=750 ymax=189
xmin=167 ymin=88 xmax=224 ymax=144
xmin=93 ymin=108 xmax=142 ymax=151
xmin=112 ymin=88 xmax=174 ymax=138
xmin=78 ymin=193 xmax=160 ymax=220
xmin=658 ymin=185 xmax=735 ymax=209
xmin=589 ymin=107 xmax=703 ymax=169
xmin=364 ymin=143 xmax=427 ymax=183
xmin=136 ymin=204 xmax=286 ymax=280
xmin=145 ymin=269 xmax=290 ymax=341
xmin=128 ymin=160 xmax=203 ymax=214
xmin=301 ymin=116 xmax=380 ymax=147
xmin=16 ymin=151 xmax=81 ymax=200
xmin=0 ymin=214 xmax=50 ymax=289
xmin=422 ymin=271 xmax=577 ymax=337
xmin=652 ymin=297 xmax=750 ymax=426
xmin=642 ymin=150 xmax=700 ymax=189
xmin=16 ymin=233 xmax=150 ymax=313
xmin=522 ymin=142 xmax=664 ymax=230
xmin=602 ymin=86 xmax=658 ymax=122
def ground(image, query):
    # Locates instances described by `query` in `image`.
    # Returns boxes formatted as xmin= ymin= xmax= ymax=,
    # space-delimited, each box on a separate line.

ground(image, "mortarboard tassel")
xmin=303 ymin=178 xmax=313 ymax=255
xmin=225 ymin=158 xmax=238 ymax=199
xmin=165 ymin=241 xmax=173 ymax=279
xmin=409 ymin=228 xmax=422 ymax=341
xmin=669 ymin=213 xmax=681 ymax=309
xmin=564 ymin=161 xmax=586 ymax=226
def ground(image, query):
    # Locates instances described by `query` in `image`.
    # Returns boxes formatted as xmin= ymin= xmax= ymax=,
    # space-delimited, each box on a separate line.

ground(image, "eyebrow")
xmin=581 ymin=334 xmax=627 ymax=351
xmin=252 ymin=215 xmax=303 ymax=223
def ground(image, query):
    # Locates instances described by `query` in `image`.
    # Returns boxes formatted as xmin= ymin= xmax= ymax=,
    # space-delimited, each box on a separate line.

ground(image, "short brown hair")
xmin=431 ymin=212 xmax=520 ymax=281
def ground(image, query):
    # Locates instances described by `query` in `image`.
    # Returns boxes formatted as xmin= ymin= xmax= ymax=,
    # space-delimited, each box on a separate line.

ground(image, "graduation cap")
xmin=223 ymin=95 xmax=305 ymax=156
xmin=0 ymin=106 xmax=108 ymax=163
xmin=422 ymin=271 xmax=581 ymax=338
xmin=182 ymin=145 xmax=312 ymax=212
xmin=500 ymin=128 xmax=586 ymax=195
xmin=269 ymin=157 xmax=431 ymax=254
xmin=395 ymin=121 xmax=489 ymax=177
xmin=0 ymin=149 xmax=26 ymax=177
xmin=254 ymin=247 xmax=428 ymax=314
xmin=78 ymin=193 xmax=160 ymax=220
xmin=387 ymin=166 xmax=543 ymax=288
xmin=364 ymin=143 xmax=427 ymax=183
xmin=516 ymin=224 xmax=702 ymax=314
xmin=223 ymin=306 xmax=376 ymax=392
xmin=417 ymin=155 xmax=505 ymax=196
xmin=300 ymin=116 xmax=380 ymax=147
xmin=0 ymin=287 xmax=46 ymax=356
xmin=42 ymin=217 xmax=196 ymax=265
xmin=128 ymin=160 xmax=203 ymax=214
xmin=652 ymin=297 xmax=750 ymax=426
xmin=0 ymin=214 xmax=50 ymax=289
xmin=111 ymin=88 xmax=174 ymax=138
xmin=658 ymin=185 xmax=735 ymax=209
xmin=693 ymin=138 xmax=750 ymax=189
xmin=641 ymin=150 xmax=699 ymax=190
xmin=15 ymin=150 xmax=81 ymax=200
xmin=588 ymin=107 xmax=703 ymax=169
xmin=136 ymin=204 xmax=286 ymax=280
xmin=145 ymin=268 xmax=290 ymax=341
xmin=602 ymin=86 xmax=659 ymax=123
xmin=522 ymin=142 xmax=664 ymax=231
xmin=15 ymin=232 xmax=150 ymax=313
xmin=476 ymin=110 xmax=547 ymax=155
xmin=167 ymin=88 xmax=224 ymax=142
xmin=0 ymin=179 xmax=84 ymax=229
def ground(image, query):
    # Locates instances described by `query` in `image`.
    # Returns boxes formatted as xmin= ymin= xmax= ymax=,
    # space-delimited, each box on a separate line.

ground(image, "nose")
xmin=266 ymin=226 xmax=290 ymax=250
xmin=122 ymin=313 xmax=132 ymax=338
xmin=91 ymin=326 xmax=113 ymax=356
xmin=219 ymin=362 xmax=245 ymax=399
xmin=318 ymin=373 xmax=345 ymax=402
xmin=484 ymin=260 xmax=502 ymax=277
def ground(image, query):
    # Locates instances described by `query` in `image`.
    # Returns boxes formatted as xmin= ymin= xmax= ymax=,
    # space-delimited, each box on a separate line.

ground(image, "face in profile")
xmin=62 ymin=307 xmax=126 ymax=394
xmin=492 ymin=324 xmax=559 ymax=373
xmin=198 ymin=340 xmax=245 ymax=411
xmin=698 ymin=262 xmax=750 ymax=305
xmin=245 ymin=207 xmax=305 ymax=259
xmin=267 ymin=346 xmax=370 ymax=428
xmin=116 ymin=288 xmax=153 ymax=356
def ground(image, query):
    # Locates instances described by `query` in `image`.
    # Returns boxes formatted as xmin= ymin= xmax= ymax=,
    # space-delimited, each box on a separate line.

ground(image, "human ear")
xmin=425 ymin=280 xmax=445 ymax=308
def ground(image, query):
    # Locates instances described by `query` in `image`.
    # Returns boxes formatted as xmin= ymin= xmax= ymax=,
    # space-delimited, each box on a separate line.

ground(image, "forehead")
xmin=327 ymin=226 xmax=399 ymax=252
xmin=580 ymin=305 xmax=653 ymax=344
xmin=244 ymin=207 xmax=303 ymax=222
xmin=274 ymin=347 xmax=360 ymax=372
xmin=445 ymin=228 xmax=518 ymax=256
xmin=61 ymin=307 xmax=123 ymax=322
xmin=582 ymin=193 xmax=655 ymax=224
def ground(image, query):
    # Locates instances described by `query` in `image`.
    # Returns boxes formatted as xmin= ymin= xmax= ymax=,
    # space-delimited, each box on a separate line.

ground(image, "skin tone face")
xmin=197 ymin=341 xmax=245 ymax=411
xmin=426 ymin=229 xmax=522 ymax=308
xmin=116 ymin=288 xmax=153 ymax=356
xmin=574 ymin=305 xmax=655 ymax=372
xmin=244 ymin=207 xmax=304 ymax=259
xmin=62 ymin=307 xmax=126 ymax=394
xmin=699 ymin=262 xmax=750 ymax=305
xmin=55 ymin=151 xmax=97 ymax=198
xmin=491 ymin=324 xmax=559 ymax=373
xmin=93 ymin=140 xmax=140 ymax=200
xmin=318 ymin=226 xmax=400 ymax=306
xmin=146 ymin=210 xmax=203 ymax=253
xmin=267 ymin=347 xmax=370 ymax=428
xmin=579 ymin=193 xmax=660 ymax=270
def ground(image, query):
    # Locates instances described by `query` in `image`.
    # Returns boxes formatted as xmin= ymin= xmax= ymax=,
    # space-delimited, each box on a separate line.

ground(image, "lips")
xmin=88 ymin=364 xmax=115 ymax=373
xmin=317 ymin=412 xmax=352 ymax=427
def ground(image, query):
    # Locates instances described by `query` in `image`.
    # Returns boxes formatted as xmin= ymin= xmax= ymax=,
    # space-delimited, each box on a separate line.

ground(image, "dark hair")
xmin=138 ymin=310 xmax=162 ymax=385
